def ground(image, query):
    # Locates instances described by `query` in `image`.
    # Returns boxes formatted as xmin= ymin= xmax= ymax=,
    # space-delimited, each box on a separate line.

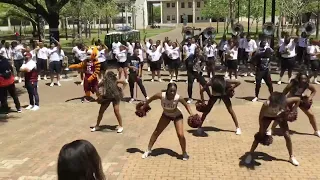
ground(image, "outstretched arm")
xmin=179 ymin=97 xmax=193 ymax=115
xmin=143 ymin=92 xmax=162 ymax=108
xmin=69 ymin=61 xmax=85 ymax=69
xmin=282 ymin=82 xmax=293 ymax=95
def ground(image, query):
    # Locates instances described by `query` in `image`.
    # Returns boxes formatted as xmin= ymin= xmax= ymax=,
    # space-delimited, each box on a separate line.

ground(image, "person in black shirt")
xmin=251 ymin=47 xmax=273 ymax=102
xmin=127 ymin=49 xmax=148 ymax=103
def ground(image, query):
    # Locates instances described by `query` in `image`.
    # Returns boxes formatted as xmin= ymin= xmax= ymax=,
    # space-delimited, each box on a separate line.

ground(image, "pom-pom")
xmin=135 ymin=102 xmax=151 ymax=118
xmin=187 ymin=114 xmax=202 ymax=128
xmin=135 ymin=110 xmax=146 ymax=117
xmin=254 ymin=133 xmax=273 ymax=146
xmin=195 ymin=100 xmax=208 ymax=112
xmin=283 ymin=108 xmax=298 ymax=122
xmin=300 ymin=96 xmax=312 ymax=110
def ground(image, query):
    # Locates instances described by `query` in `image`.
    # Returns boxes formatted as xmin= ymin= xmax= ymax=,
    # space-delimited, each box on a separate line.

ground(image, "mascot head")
xmin=87 ymin=46 xmax=99 ymax=60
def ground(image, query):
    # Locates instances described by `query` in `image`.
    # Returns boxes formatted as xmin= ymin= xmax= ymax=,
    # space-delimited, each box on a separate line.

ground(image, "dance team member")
xmin=20 ymin=52 xmax=40 ymax=111
xmin=128 ymin=49 xmax=149 ymax=103
xmin=183 ymin=38 xmax=198 ymax=83
xmin=203 ymin=39 xmax=217 ymax=78
xmin=69 ymin=47 xmax=101 ymax=102
xmin=166 ymin=41 xmax=181 ymax=82
xmin=269 ymin=72 xmax=320 ymax=137
xmin=238 ymin=33 xmax=246 ymax=66
xmin=198 ymin=76 xmax=241 ymax=135
xmin=297 ymin=32 xmax=308 ymax=67
xmin=245 ymin=92 xmax=301 ymax=166
xmin=140 ymin=83 xmax=193 ymax=160
xmin=225 ymin=39 xmax=239 ymax=80
xmin=277 ymin=36 xmax=297 ymax=85
xmin=251 ymin=48 xmax=274 ymax=102
xmin=148 ymin=43 xmax=163 ymax=82
xmin=91 ymin=71 xmax=126 ymax=133
xmin=306 ymin=39 xmax=320 ymax=84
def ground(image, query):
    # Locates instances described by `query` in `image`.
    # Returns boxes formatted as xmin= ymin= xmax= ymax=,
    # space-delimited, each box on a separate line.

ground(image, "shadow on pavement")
xmin=187 ymin=126 xmax=235 ymax=137
xmin=239 ymin=152 xmax=288 ymax=170
xmin=126 ymin=147 xmax=181 ymax=159
xmin=89 ymin=125 xmax=118 ymax=132
xmin=236 ymin=96 xmax=255 ymax=102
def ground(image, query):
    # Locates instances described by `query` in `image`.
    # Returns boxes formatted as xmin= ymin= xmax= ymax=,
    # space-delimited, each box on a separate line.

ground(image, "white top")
xmin=37 ymin=47 xmax=48 ymax=59
xmin=29 ymin=50 xmax=37 ymax=62
xmin=72 ymin=46 xmax=80 ymax=57
xmin=257 ymin=40 xmax=270 ymax=49
xmin=116 ymin=50 xmax=127 ymax=63
xmin=161 ymin=92 xmax=180 ymax=111
xmin=48 ymin=47 xmax=60 ymax=62
xmin=244 ymin=39 xmax=258 ymax=52
xmin=112 ymin=42 xmax=122 ymax=54
xmin=146 ymin=42 xmax=151 ymax=50
xmin=164 ymin=43 xmax=173 ymax=55
xmin=136 ymin=49 xmax=144 ymax=62
xmin=167 ymin=47 xmax=180 ymax=60
xmin=0 ymin=47 xmax=12 ymax=59
xmin=98 ymin=49 xmax=106 ymax=62
xmin=307 ymin=45 xmax=320 ymax=60
xmin=204 ymin=44 xmax=217 ymax=57
xmin=225 ymin=46 xmax=238 ymax=60
xmin=183 ymin=44 xmax=197 ymax=58
xmin=147 ymin=50 xmax=162 ymax=62
xmin=59 ymin=49 xmax=65 ymax=61
xmin=239 ymin=38 xmax=246 ymax=49
xmin=12 ymin=45 xmax=25 ymax=60
xmin=218 ymin=40 xmax=228 ymax=51
xmin=298 ymin=37 xmax=308 ymax=47
xmin=20 ymin=59 xmax=37 ymax=71
xmin=279 ymin=39 xmax=296 ymax=58
xmin=126 ymin=42 xmax=134 ymax=56
xmin=278 ymin=38 xmax=285 ymax=47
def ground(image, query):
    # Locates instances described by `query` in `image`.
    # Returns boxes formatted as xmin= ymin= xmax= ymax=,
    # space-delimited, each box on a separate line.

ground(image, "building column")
xmin=7 ymin=17 xmax=11 ymax=29
xmin=176 ymin=0 xmax=179 ymax=24
xmin=192 ymin=0 xmax=196 ymax=24
xmin=160 ymin=1 xmax=163 ymax=24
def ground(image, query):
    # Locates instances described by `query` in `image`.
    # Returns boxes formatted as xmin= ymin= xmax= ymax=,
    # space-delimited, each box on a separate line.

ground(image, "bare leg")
xmin=222 ymin=97 xmax=239 ymax=128
xmin=174 ymin=118 xmax=187 ymax=155
xmin=118 ymin=68 xmax=123 ymax=80
xmin=113 ymin=101 xmax=123 ymax=127
xmin=94 ymin=102 xmax=111 ymax=128
xmin=146 ymin=115 xmax=171 ymax=151
xmin=279 ymin=121 xmax=293 ymax=156
xmin=124 ymin=67 xmax=128 ymax=80
xmin=301 ymin=108 xmax=318 ymax=132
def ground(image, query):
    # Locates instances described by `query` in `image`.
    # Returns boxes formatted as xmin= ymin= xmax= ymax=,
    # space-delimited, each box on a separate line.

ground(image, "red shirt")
xmin=0 ymin=75 xmax=14 ymax=87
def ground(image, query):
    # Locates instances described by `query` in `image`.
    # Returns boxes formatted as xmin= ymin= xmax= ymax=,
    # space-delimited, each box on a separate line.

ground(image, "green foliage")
xmin=202 ymin=0 xmax=229 ymax=19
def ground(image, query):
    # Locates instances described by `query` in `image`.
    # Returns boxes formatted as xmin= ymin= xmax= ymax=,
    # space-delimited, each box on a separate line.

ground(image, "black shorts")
xmin=49 ymin=61 xmax=62 ymax=73
xmin=161 ymin=112 xmax=183 ymax=121
xmin=13 ymin=59 xmax=24 ymax=73
xmin=218 ymin=50 xmax=224 ymax=59
xmin=206 ymin=56 xmax=215 ymax=66
xmin=243 ymin=52 xmax=252 ymax=63
xmin=36 ymin=58 xmax=48 ymax=72
xmin=117 ymin=62 xmax=128 ymax=68
xmin=310 ymin=60 xmax=320 ymax=71
xmin=100 ymin=61 xmax=107 ymax=71
xmin=74 ymin=56 xmax=81 ymax=64
xmin=226 ymin=60 xmax=238 ymax=70
xmin=168 ymin=59 xmax=181 ymax=70
xmin=281 ymin=57 xmax=295 ymax=71
xmin=150 ymin=60 xmax=162 ymax=71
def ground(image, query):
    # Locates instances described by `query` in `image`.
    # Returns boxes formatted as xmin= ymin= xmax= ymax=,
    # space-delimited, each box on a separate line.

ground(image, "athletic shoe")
xmin=80 ymin=80 xmax=84 ymax=86
xmin=125 ymin=79 xmax=128 ymax=84
xmin=117 ymin=126 xmax=123 ymax=133
xmin=17 ymin=109 xmax=22 ymax=113
xmin=250 ymin=73 xmax=255 ymax=77
xmin=142 ymin=150 xmax=152 ymax=159
xmin=50 ymin=82 xmax=54 ymax=87
xmin=236 ymin=128 xmax=242 ymax=135
xmin=18 ymin=78 xmax=22 ymax=83
xmin=243 ymin=73 xmax=248 ymax=77
xmin=25 ymin=105 xmax=33 ymax=110
xmin=37 ymin=75 xmax=41 ymax=81
xmin=14 ymin=77 xmax=18 ymax=81
xmin=252 ymin=97 xmax=258 ymax=102
xmin=290 ymin=156 xmax=299 ymax=166
xmin=266 ymin=129 xmax=272 ymax=136
xmin=151 ymin=79 xmax=154 ymax=82
xmin=245 ymin=154 xmax=252 ymax=164
xmin=277 ymin=81 xmax=282 ymax=85
xmin=147 ymin=67 xmax=150 ymax=72
xmin=43 ymin=76 xmax=47 ymax=80
xmin=158 ymin=78 xmax=162 ymax=82
xmin=314 ymin=80 xmax=320 ymax=85
xmin=314 ymin=130 xmax=320 ymax=137
xmin=145 ymin=97 xmax=150 ymax=101
xmin=170 ymin=79 xmax=174 ymax=83
xmin=129 ymin=98 xmax=135 ymax=103
xmin=262 ymin=79 xmax=265 ymax=84
xmin=57 ymin=82 xmax=61 ymax=87
xmin=31 ymin=105 xmax=40 ymax=111
xmin=182 ymin=153 xmax=189 ymax=161
xmin=187 ymin=99 xmax=193 ymax=104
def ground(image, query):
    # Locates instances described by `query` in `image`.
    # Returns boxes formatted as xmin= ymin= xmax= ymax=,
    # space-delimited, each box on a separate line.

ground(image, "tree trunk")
xmin=229 ymin=0 xmax=235 ymax=28
xmin=31 ymin=21 xmax=38 ymax=38
xmin=217 ymin=20 xmax=219 ymax=34
xmin=98 ymin=17 xmax=101 ymax=38
xmin=290 ymin=17 xmax=296 ymax=36
xmin=47 ymin=12 xmax=60 ymax=43
xmin=223 ymin=18 xmax=226 ymax=33
xmin=255 ymin=20 xmax=259 ymax=38
xmin=89 ymin=21 xmax=91 ymax=38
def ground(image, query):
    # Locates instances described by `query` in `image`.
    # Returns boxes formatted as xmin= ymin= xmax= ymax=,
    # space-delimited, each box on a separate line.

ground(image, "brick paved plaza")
xmin=1 ymin=29 xmax=320 ymax=180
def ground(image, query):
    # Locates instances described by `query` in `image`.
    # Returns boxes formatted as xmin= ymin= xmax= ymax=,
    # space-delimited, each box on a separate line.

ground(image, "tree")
xmin=0 ymin=0 xmax=71 ymax=41
xmin=202 ymin=0 xmax=229 ymax=34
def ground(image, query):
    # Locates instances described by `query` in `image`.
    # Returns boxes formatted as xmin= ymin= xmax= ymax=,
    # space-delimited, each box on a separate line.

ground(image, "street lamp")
xmin=247 ymin=0 xmax=250 ymax=34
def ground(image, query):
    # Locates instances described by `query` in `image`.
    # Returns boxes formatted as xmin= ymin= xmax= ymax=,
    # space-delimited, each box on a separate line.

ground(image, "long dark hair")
xmin=291 ymin=71 xmax=309 ymax=93
xmin=57 ymin=139 xmax=105 ymax=180
xmin=103 ymin=71 xmax=122 ymax=100
xmin=269 ymin=92 xmax=287 ymax=109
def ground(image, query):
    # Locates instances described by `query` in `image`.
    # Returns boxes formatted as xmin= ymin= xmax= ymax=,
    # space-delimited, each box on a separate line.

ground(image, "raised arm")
xmin=282 ymin=82 xmax=293 ymax=95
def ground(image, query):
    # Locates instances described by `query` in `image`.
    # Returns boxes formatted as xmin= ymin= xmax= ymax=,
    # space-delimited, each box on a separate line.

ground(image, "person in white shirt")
xmin=244 ymin=35 xmax=258 ymax=77
xmin=225 ymin=40 xmax=239 ymax=80
xmin=48 ymin=41 xmax=62 ymax=87
xmin=35 ymin=41 xmax=49 ymax=80
xmin=167 ymin=41 xmax=181 ymax=82
xmin=11 ymin=41 xmax=25 ymax=83
xmin=204 ymin=40 xmax=218 ymax=78
xmin=162 ymin=38 xmax=173 ymax=70
xmin=307 ymin=39 xmax=320 ymax=84
xmin=133 ymin=42 xmax=146 ymax=69
xmin=218 ymin=35 xmax=228 ymax=63
xmin=297 ymin=32 xmax=308 ymax=66
xmin=112 ymin=39 xmax=122 ymax=60
xmin=116 ymin=45 xmax=128 ymax=83
xmin=98 ymin=45 xmax=108 ymax=80
xmin=278 ymin=36 xmax=298 ymax=85
xmin=147 ymin=43 xmax=163 ymax=82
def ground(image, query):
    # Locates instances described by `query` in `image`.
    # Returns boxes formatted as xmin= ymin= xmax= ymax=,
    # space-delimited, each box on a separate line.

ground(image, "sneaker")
xmin=151 ymin=79 xmax=154 ymax=82
xmin=25 ymin=105 xmax=33 ymax=110
xmin=290 ymin=156 xmax=299 ymax=166
xmin=254 ymin=81 xmax=256 ymax=84
xmin=170 ymin=79 xmax=174 ymax=83
xmin=261 ymin=79 xmax=265 ymax=84
xmin=243 ymin=73 xmax=248 ymax=77
xmin=277 ymin=81 xmax=282 ymax=85
xmin=129 ymin=98 xmax=135 ymax=103
xmin=314 ymin=80 xmax=320 ymax=85
xmin=182 ymin=153 xmax=189 ymax=161
xmin=125 ymin=79 xmax=128 ymax=84
xmin=37 ymin=75 xmax=41 ymax=81
xmin=314 ymin=130 xmax=320 ymax=137
xmin=43 ymin=76 xmax=47 ymax=80
xmin=245 ymin=154 xmax=252 ymax=164
xmin=80 ymin=81 xmax=84 ymax=86
xmin=17 ymin=109 xmax=22 ymax=113
xmin=18 ymin=78 xmax=22 ymax=83
xmin=158 ymin=78 xmax=162 ymax=82
xmin=252 ymin=97 xmax=258 ymax=102
xmin=187 ymin=99 xmax=193 ymax=104
xmin=31 ymin=105 xmax=40 ymax=111
xmin=117 ymin=126 xmax=123 ymax=133
xmin=14 ymin=76 xmax=18 ymax=81
xmin=236 ymin=128 xmax=242 ymax=135
xmin=91 ymin=126 xmax=100 ymax=132
xmin=57 ymin=82 xmax=61 ymax=87
xmin=196 ymin=128 xmax=203 ymax=135
xmin=50 ymin=82 xmax=54 ymax=87
xmin=266 ymin=129 xmax=272 ymax=136
xmin=194 ymin=79 xmax=197 ymax=82
xmin=147 ymin=67 xmax=150 ymax=72
xmin=145 ymin=96 xmax=149 ymax=101
xmin=142 ymin=150 xmax=152 ymax=159
xmin=185 ymin=80 xmax=188 ymax=84
xmin=250 ymin=73 xmax=255 ymax=77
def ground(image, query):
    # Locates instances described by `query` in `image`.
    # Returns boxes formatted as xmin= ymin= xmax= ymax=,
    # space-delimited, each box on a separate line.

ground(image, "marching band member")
xmin=36 ymin=41 xmax=49 ymax=80
xmin=59 ymin=48 xmax=66 ymax=79
xmin=183 ymin=38 xmax=198 ymax=84
xmin=238 ymin=33 xmax=246 ymax=66
xmin=128 ymin=49 xmax=149 ymax=103
xmin=167 ymin=41 xmax=181 ymax=82
xmin=306 ymin=39 xmax=320 ymax=84
xmin=277 ymin=36 xmax=297 ymax=85
xmin=251 ymin=47 xmax=274 ymax=102
xmin=144 ymin=37 xmax=153 ymax=72
xmin=141 ymin=83 xmax=193 ymax=161
xmin=98 ymin=45 xmax=108 ymax=80
xmin=148 ymin=43 xmax=163 ymax=82
xmin=116 ymin=45 xmax=129 ymax=83
xmin=11 ymin=41 xmax=25 ymax=83
xmin=225 ymin=40 xmax=239 ymax=80
xmin=245 ymin=92 xmax=301 ymax=166
xmin=112 ymin=38 xmax=122 ymax=60
xmin=243 ymin=34 xmax=257 ymax=77
xmin=203 ymin=39 xmax=217 ymax=78
xmin=48 ymin=40 xmax=62 ymax=87
xmin=20 ymin=52 xmax=40 ymax=111
xmin=133 ymin=42 xmax=146 ymax=71
xmin=297 ymin=32 xmax=308 ymax=66
xmin=162 ymin=38 xmax=173 ymax=71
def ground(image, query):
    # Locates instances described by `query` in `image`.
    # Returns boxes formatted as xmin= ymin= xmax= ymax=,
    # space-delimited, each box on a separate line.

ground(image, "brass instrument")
xmin=232 ymin=23 xmax=244 ymax=36
xmin=262 ymin=22 xmax=275 ymax=36
xmin=202 ymin=27 xmax=216 ymax=46
xmin=183 ymin=26 xmax=194 ymax=40
xmin=302 ymin=22 xmax=316 ymax=36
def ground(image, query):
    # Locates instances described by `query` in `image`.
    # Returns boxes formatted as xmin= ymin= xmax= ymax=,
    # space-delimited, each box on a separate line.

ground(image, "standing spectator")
xmin=0 ymin=43 xmax=15 ymax=80
xmin=11 ymin=41 xmax=26 ymax=83
xmin=36 ymin=41 xmax=49 ymax=80
xmin=48 ymin=41 xmax=62 ymax=87
xmin=20 ymin=52 xmax=40 ymax=111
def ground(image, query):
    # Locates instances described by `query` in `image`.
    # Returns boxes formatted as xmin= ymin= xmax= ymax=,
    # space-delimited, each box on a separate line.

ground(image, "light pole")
xmin=271 ymin=0 xmax=276 ymax=48
xmin=247 ymin=0 xmax=250 ymax=34
xmin=317 ymin=0 xmax=319 ymax=39
xmin=263 ymin=0 xmax=267 ymax=24
xmin=238 ymin=0 xmax=240 ymax=22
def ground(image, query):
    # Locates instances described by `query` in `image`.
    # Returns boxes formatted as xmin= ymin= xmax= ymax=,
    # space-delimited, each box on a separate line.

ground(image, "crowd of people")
xmin=1 ymin=29 xmax=320 ymax=179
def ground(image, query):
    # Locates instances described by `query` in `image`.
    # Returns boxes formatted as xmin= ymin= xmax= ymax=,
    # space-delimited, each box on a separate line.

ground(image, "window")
xmin=166 ymin=3 xmax=170 ymax=8
xmin=181 ymin=2 xmax=185 ymax=8
xmin=172 ymin=15 xmax=176 ymax=20
xmin=201 ymin=17 xmax=204 ymax=20
xmin=197 ymin=17 xmax=200 ymax=20
xmin=188 ymin=2 xmax=192 ymax=8
xmin=197 ymin=2 xmax=201 ymax=8
xmin=167 ymin=15 xmax=171 ymax=21
xmin=172 ymin=3 xmax=175 ymax=8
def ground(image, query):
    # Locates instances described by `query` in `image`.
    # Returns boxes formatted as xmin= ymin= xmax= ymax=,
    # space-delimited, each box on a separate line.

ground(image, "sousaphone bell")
xmin=183 ymin=26 xmax=194 ymax=40
xmin=232 ymin=23 xmax=244 ymax=36
xmin=302 ymin=22 xmax=316 ymax=36
xmin=262 ymin=22 xmax=275 ymax=36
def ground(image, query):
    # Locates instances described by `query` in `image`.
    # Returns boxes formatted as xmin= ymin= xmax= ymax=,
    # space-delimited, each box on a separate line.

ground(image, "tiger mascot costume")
xmin=69 ymin=46 xmax=101 ymax=102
